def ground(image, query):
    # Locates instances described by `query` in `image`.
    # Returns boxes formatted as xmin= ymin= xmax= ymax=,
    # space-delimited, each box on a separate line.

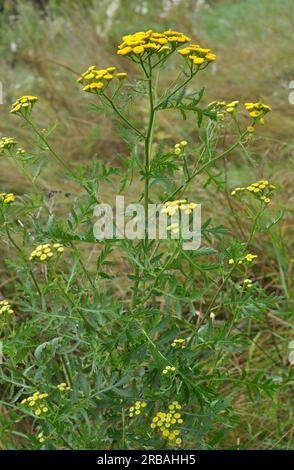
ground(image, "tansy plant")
xmin=0 ymin=28 xmax=288 ymax=451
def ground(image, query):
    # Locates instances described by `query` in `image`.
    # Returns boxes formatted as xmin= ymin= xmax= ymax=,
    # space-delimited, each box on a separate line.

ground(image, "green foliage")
xmin=0 ymin=0 xmax=293 ymax=452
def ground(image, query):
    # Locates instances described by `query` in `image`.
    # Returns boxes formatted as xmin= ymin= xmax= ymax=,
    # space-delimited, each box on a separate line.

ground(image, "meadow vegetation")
xmin=0 ymin=0 xmax=293 ymax=450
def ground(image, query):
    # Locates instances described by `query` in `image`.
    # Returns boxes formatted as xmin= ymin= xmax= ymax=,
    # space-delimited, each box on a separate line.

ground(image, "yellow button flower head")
xmin=231 ymin=180 xmax=275 ymax=205
xmin=174 ymin=140 xmax=188 ymax=155
xmin=117 ymin=29 xmax=190 ymax=59
xmin=11 ymin=95 xmax=38 ymax=115
xmin=244 ymin=101 xmax=271 ymax=126
xmin=0 ymin=300 xmax=14 ymax=316
xmin=162 ymin=365 xmax=176 ymax=375
xmin=178 ymin=43 xmax=216 ymax=67
xmin=150 ymin=402 xmax=184 ymax=446
xmin=161 ymin=200 xmax=197 ymax=216
xmin=237 ymin=253 xmax=258 ymax=265
xmin=171 ymin=338 xmax=186 ymax=349
xmin=208 ymin=101 xmax=227 ymax=120
xmin=116 ymin=72 xmax=127 ymax=79
xmin=20 ymin=390 xmax=49 ymax=417
xmin=226 ymin=100 xmax=239 ymax=114
xmin=78 ymin=65 xmax=127 ymax=93
xmin=208 ymin=101 xmax=226 ymax=110
xmin=228 ymin=253 xmax=258 ymax=266
xmin=243 ymin=278 xmax=253 ymax=288
xmin=29 ymin=243 xmax=65 ymax=262
xmin=57 ymin=382 xmax=71 ymax=392
xmin=0 ymin=137 xmax=16 ymax=156
xmin=128 ymin=400 xmax=147 ymax=417
xmin=38 ymin=432 xmax=46 ymax=444
xmin=0 ymin=192 xmax=15 ymax=204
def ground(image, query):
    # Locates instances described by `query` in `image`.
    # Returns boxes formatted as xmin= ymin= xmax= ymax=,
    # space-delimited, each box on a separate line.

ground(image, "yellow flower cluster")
xmin=244 ymin=102 xmax=271 ymax=132
xmin=207 ymin=100 xmax=227 ymax=121
xmin=174 ymin=140 xmax=188 ymax=155
xmin=162 ymin=365 xmax=176 ymax=375
xmin=128 ymin=400 xmax=147 ymax=417
xmin=178 ymin=44 xmax=216 ymax=65
xmin=11 ymin=95 xmax=38 ymax=114
xmin=229 ymin=253 xmax=257 ymax=265
xmin=243 ymin=278 xmax=253 ymax=288
xmin=231 ymin=180 xmax=275 ymax=204
xmin=29 ymin=243 xmax=65 ymax=262
xmin=208 ymin=100 xmax=239 ymax=115
xmin=0 ymin=300 xmax=14 ymax=316
xmin=17 ymin=148 xmax=25 ymax=155
xmin=171 ymin=338 xmax=186 ymax=349
xmin=20 ymin=391 xmax=49 ymax=416
xmin=226 ymin=100 xmax=239 ymax=113
xmin=37 ymin=432 xmax=46 ymax=444
xmin=208 ymin=100 xmax=226 ymax=110
xmin=0 ymin=137 xmax=16 ymax=154
xmin=150 ymin=401 xmax=183 ymax=445
xmin=166 ymin=223 xmax=179 ymax=234
xmin=161 ymin=200 xmax=197 ymax=216
xmin=117 ymin=30 xmax=190 ymax=57
xmin=57 ymin=382 xmax=71 ymax=392
xmin=78 ymin=66 xmax=127 ymax=93
xmin=0 ymin=192 xmax=15 ymax=204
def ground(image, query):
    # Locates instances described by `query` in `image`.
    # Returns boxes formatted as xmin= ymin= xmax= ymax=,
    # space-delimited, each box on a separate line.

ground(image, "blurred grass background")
xmin=0 ymin=0 xmax=293 ymax=449
xmin=1 ymin=0 xmax=293 ymax=297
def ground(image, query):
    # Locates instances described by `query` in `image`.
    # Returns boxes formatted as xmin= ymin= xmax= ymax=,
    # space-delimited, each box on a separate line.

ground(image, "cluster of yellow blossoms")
xmin=231 ymin=180 xmax=275 ymax=204
xmin=57 ymin=382 xmax=71 ymax=392
xmin=162 ymin=365 xmax=176 ymax=375
xmin=150 ymin=402 xmax=183 ymax=445
xmin=21 ymin=391 xmax=49 ymax=416
xmin=208 ymin=100 xmax=227 ymax=121
xmin=117 ymin=30 xmax=190 ymax=57
xmin=208 ymin=100 xmax=271 ymax=131
xmin=174 ymin=140 xmax=188 ymax=155
xmin=245 ymin=102 xmax=270 ymax=119
xmin=208 ymin=99 xmax=239 ymax=115
xmin=37 ymin=432 xmax=46 ymax=444
xmin=29 ymin=243 xmax=65 ymax=262
xmin=242 ymin=278 xmax=253 ymax=288
xmin=226 ymin=100 xmax=239 ymax=113
xmin=128 ymin=400 xmax=147 ymax=417
xmin=162 ymin=200 xmax=197 ymax=216
xmin=245 ymin=102 xmax=271 ymax=132
xmin=0 ymin=300 xmax=14 ymax=316
xmin=78 ymin=66 xmax=127 ymax=93
xmin=0 ymin=192 xmax=15 ymax=204
xmin=229 ymin=253 xmax=257 ymax=265
xmin=166 ymin=223 xmax=179 ymax=234
xmin=171 ymin=338 xmax=186 ymax=349
xmin=11 ymin=95 xmax=38 ymax=114
xmin=17 ymin=147 xmax=25 ymax=155
xmin=0 ymin=137 xmax=16 ymax=155
xmin=178 ymin=44 xmax=216 ymax=65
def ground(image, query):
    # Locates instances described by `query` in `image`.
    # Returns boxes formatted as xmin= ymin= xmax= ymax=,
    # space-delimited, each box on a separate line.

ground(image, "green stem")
xmin=165 ymin=135 xmax=245 ymax=203
xmin=194 ymin=205 xmax=265 ymax=330
xmin=2 ymin=211 xmax=42 ymax=298
xmin=101 ymin=92 xmax=145 ymax=139
xmin=144 ymin=62 xmax=156 ymax=247
xmin=154 ymin=67 xmax=200 ymax=111
xmin=23 ymin=116 xmax=100 ymax=205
